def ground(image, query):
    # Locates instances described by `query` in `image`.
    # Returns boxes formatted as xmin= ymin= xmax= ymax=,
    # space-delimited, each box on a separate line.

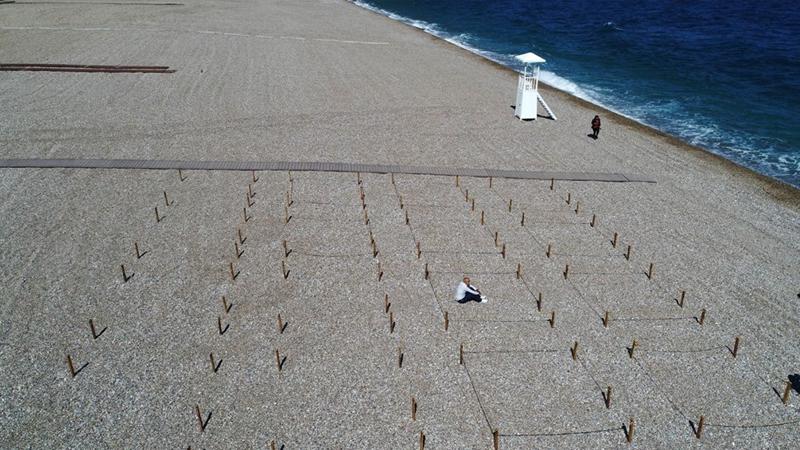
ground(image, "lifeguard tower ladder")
xmin=514 ymin=52 xmax=556 ymax=120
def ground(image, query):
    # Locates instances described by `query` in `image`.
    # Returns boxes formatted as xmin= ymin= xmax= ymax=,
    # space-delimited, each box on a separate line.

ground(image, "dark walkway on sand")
xmin=0 ymin=158 xmax=656 ymax=183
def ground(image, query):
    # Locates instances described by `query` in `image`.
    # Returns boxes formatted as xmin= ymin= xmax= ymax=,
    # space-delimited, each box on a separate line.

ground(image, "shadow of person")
xmin=587 ymin=133 xmax=597 ymax=140
xmin=790 ymin=374 xmax=800 ymax=394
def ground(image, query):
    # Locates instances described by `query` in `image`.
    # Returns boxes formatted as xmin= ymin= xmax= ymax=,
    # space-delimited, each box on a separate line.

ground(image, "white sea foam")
xmin=353 ymin=1 xmax=606 ymax=105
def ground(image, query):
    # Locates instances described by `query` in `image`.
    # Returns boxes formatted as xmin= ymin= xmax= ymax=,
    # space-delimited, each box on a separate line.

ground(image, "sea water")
xmin=354 ymin=0 xmax=800 ymax=187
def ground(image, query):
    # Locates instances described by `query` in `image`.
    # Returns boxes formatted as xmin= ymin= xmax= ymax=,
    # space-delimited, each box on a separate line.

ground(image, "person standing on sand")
xmin=591 ymin=115 xmax=601 ymax=139
xmin=454 ymin=277 xmax=487 ymax=304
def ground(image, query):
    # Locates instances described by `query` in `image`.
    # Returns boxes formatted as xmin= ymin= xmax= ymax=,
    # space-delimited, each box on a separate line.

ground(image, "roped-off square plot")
xmin=635 ymin=349 xmax=799 ymax=442
xmin=570 ymin=273 xmax=688 ymax=321
xmin=464 ymin=350 xmax=623 ymax=437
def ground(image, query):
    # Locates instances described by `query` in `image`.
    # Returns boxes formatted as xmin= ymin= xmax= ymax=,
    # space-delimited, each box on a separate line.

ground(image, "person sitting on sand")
xmin=455 ymin=277 xmax=487 ymax=304
xmin=591 ymin=115 xmax=601 ymax=139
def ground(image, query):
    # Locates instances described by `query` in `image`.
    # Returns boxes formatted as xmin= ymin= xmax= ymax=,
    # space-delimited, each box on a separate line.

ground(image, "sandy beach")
xmin=1 ymin=0 xmax=798 ymax=447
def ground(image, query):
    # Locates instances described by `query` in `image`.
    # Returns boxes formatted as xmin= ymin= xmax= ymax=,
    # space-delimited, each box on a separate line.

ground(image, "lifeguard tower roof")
xmin=515 ymin=52 xmax=546 ymax=64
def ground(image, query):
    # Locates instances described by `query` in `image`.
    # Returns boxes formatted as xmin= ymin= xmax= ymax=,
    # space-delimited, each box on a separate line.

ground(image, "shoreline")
xmin=348 ymin=0 xmax=800 ymax=204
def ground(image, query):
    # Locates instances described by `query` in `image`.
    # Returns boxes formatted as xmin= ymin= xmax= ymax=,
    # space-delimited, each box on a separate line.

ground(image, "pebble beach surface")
xmin=0 ymin=0 xmax=798 ymax=448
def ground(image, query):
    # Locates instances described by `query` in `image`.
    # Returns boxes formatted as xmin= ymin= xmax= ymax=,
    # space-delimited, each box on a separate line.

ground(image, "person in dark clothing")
xmin=591 ymin=115 xmax=601 ymax=139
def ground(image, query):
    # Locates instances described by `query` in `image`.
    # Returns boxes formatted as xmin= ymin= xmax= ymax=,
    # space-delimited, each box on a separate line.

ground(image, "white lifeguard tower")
xmin=514 ymin=52 xmax=556 ymax=120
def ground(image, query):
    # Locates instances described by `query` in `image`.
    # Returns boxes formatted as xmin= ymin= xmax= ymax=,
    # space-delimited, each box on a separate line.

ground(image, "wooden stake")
xmin=571 ymin=341 xmax=579 ymax=360
xmin=195 ymin=404 xmax=207 ymax=432
xmin=508 ymin=198 xmax=513 ymax=212
xmin=384 ymin=293 xmax=390 ymax=313
xmin=575 ymin=201 xmax=580 ymax=214
xmin=178 ymin=169 xmax=186 ymax=181
xmin=625 ymin=245 xmax=632 ymax=260
xmin=390 ymin=172 xmax=395 ymax=184
xmin=221 ymin=296 xmax=231 ymax=313
xmin=275 ymin=349 xmax=282 ymax=371
xmin=229 ymin=262 xmax=239 ymax=281
xmin=66 ymin=354 xmax=76 ymax=377
xmin=480 ymin=210 xmax=485 ymax=225
xmin=590 ymin=214 xmax=596 ymax=227
xmin=471 ymin=198 xmax=475 ymax=211
xmin=284 ymin=205 xmax=289 ymax=224
xmin=563 ymin=264 xmax=569 ymax=279
xmin=419 ymin=431 xmax=425 ymax=450
xmin=537 ymin=292 xmax=542 ymax=311
xmin=412 ymin=396 xmax=418 ymax=421
xmin=494 ymin=231 xmax=499 ymax=246
xmin=163 ymin=191 xmax=172 ymax=206
xmin=629 ymin=339 xmax=638 ymax=358
xmin=399 ymin=195 xmax=404 ymax=209
xmin=501 ymin=244 xmax=506 ymax=259
xmin=455 ymin=175 xmax=459 ymax=186
xmin=516 ymin=263 xmax=521 ymax=279
xmin=270 ymin=441 xmax=276 ymax=450
xmin=238 ymin=228 xmax=246 ymax=245
xmin=155 ymin=206 xmax=161 ymax=223
xmin=732 ymin=336 xmax=740 ymax=358
xmin=549 ymin=311 xmax=556 ymax=328
xmin=134 ymin=241 xmax=145 ymax=259
xmin=566 ymin=192 xmax=571 ymax=204
xmin=647 ymin=263 xmax=654 ymax=279
xmin=424 ymin=263 xmax=429 ymax=280
xmin=612 ymin=232 xmax=618 ymax=248
xmin=416 ymin=241 xmax=421 ymax=259
xmin=782 ymin=380 xmax=792 ymax=404
xmin=679 ymin=290 xmax=686 ymax=307
xmin=493 ymin=429 xmax=499 ymax=450
xmin=699 ymin=308 xmax=706 ymax=325
xmin=235 ymin=241 xmax=243 ymax=258
xmin=217 ymin=316 xmax=228 ymax=335
xmin=252 ymin=170 xmax=258 ymax=183
xmin=604 ymin=386 xmax=612 ymax=408
xmin=465 ymin=188 xmax=469 ymax=201
xmin=389 ymin=311 xmax=395 ymax=333
xmin=695 ymin=415 xmax=705 ymax=439
xmin=277 ymin=314 xmax=284 ymax=334
xmin=243 ymin=207 xmax=250 ymax=222
xmin=459 ymin=343 xmax=464 ymax=364
xmin=444 ymin=311 xmax=449 ymax=331
xmin=550 ymin=178 xmax=554 ymax=190
xmin=210 ymin=352 xmax=221 ymax=373
xmin=397 ymin=347 xmax=403 ymax=368
xmin=627 ymin=418 xmax=635 ymax=443
xmin=405 ymin=210 xmax=409 ymax=225
xmin=521 ymin=212 xmax=525 ymax=226
xmin=357 ymin=171 xmax=361 ymax=185
xmin=120 ymin=264 xmax=133 ymax=282
xmin=283 ymin=240 xmax=289 ymax=257
xmin=546 ymin=243 xmax=552 ymax=258
xmin=489 ymin=176 xmax=493 ymax=188
xmin=281 ymin=260 xmax=289 ymax=279
xmin=89 ymin=319 xmax=105 ymax=339
xmin=248 ymin=183 xmax=254 ymax=199
xmin=603 ymin=311 xmax=610 ymax=328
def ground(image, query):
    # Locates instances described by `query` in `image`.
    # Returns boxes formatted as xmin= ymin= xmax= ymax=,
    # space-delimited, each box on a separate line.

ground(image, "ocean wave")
xmin=353 ymin=1 xmax=442 ymax=34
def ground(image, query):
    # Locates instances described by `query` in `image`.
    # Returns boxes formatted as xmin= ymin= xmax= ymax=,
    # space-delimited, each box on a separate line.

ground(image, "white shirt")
xmin=455 ymin=281 xmax=479 ymax=300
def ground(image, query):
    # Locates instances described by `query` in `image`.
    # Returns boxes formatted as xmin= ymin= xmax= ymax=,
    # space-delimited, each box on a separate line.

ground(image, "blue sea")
xmin=354 ymin=0 xmax=800 ymax=187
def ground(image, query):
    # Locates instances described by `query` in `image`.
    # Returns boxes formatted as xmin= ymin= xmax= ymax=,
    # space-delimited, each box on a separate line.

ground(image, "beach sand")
xmin=1 ymin=0 xmax=798 ymax=447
